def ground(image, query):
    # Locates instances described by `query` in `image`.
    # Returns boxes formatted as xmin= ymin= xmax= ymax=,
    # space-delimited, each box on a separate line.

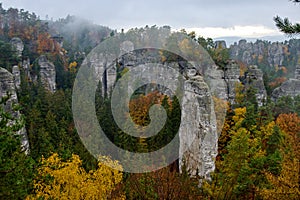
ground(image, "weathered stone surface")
xmin=0 ymin=68 xmax=18 ymax=110
xmin=230 ymin=39 xmax=285 ymax=67
xmin=82 ymin=52 xmax=116 ymax=95
xmin=204 ymin=64 xmax=228 ymax=100
xmin=272 ymin=79 xmax=300 ymax=100
xmin=179 ymin=74 xmax=217 ymax=181
xmin=243 ymin=65 xmax=267 ymax=106
xmin=267 ymin=42 xmax=284 ymax=67
xmin=22 ymin=58 xmax=35 ymax=83
xmin=120 ymin=40 xmax=134 ymax=56
xmin=224 ymin=60 xmax=241 ymax=105
xmin=12 ymin=65 xmax=21 ymax=89
xmin=272 ymin=65 xmax=300 ymax=100
xmin=10 ymin=37 xmax=24 ymax=57
xmin=0 ymin=67 xmax=29 ymax=154
xmin=38 ymin=55 xmax=56 ymax=93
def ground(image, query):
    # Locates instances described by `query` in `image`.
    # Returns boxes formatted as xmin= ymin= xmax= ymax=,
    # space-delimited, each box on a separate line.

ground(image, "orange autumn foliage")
xmin=129 ymin=91 xmax=170 ymax=126
xmin=276 ymin=113 xmax=300 ymax=157
xmin=269 ymin=77 xmax=287 ymax=88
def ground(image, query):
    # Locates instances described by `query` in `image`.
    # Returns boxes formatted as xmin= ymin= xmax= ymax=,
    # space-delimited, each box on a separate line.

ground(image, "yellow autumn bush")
xmin=27 ymin=153 xmax=124 ymax=200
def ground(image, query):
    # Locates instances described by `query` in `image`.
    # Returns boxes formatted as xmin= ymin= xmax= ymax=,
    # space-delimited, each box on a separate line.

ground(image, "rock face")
xmin=179 ymin=74 xmax=217 ymax=180
xmin=10 ymin=37 xmax=24 ymax=58
xmin=22 ymin=58 xmax=35 ymax=82
xmin=9 ymin=38 xmax=57 ymax=93
xmin=205 ymin=64 xmax=228 ymax=100
xmin=204 ymin=60 xmax=241 ymax=105
xmin=272 ymin=64 xmax=300 ymax=100
xmin=230 ymin=39 xmax=285 ymax=67
xmin=243 ymin=65 xmax=267 ymax=106
xmin=38 ymin=55 xmax=56 ymax=93
xmin=84 ymin=52 xmax=116 ymax=96
xmin=224 ymin=60 xmax=241 ymax=105
xmin=268 ymin=42 xmax=284 ymax=67
xmin=0 ymin=67 xmax=29 ymax=154
xmin=12 ymin=65 xmax=21 ymax=89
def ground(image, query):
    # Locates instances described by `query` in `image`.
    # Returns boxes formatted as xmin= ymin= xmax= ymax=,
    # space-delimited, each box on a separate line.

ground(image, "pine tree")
xmin=0 ymin=96 xmax=35 ymax=199
xmin=274 ymin=0 xmax=300 ymax=35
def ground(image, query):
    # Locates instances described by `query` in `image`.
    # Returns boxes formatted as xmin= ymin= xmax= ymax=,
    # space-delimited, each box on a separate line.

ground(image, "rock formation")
xmin=243 ymin=65 xmax=267 ymax=106
xmin=82 ymin=32 xmax=220 ymax=181
xmin=204 ymin=60 xmax=241 ymax=105
xmin=268 ymin=42 xmax=284 ymax=67
xmin=179 ymin=73 xmax=217 ymax=181
xmin=224 ymin=60 xmax=241 ymax=105
xmin=0 ymin=67 xmax=29 ymax=154
xmin=12 ymin=65 xmax=21 ymax=89
xmin=38 ymin=55 xmax=56 ymax=93
xmin=204 ymin=64 xmax=228 ymax=101
xmin=10 ymin=37 xmax=24 ymax=58
xmin=10 ymin=37 xmax=57 ymax=93
xmin=272 ymin=64 xmax=300 ymax=100
xmin=230 ymin=39 xmax=285 ymax=67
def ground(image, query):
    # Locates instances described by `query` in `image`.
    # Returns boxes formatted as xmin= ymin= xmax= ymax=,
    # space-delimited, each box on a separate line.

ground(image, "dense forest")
xmin=0 ymin=4 xmax=299 ymax=200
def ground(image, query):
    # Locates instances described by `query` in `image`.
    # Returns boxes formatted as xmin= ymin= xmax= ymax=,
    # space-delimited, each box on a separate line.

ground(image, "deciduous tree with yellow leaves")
xmin=27 ymin=153 xmax=124 ymax=200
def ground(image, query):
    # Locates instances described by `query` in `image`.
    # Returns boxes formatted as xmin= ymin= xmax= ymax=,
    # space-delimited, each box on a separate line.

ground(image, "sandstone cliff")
xmin=0 ymin=67 xmax=29 ymax=154
xmin=272 ymin=64 xmax=300 ymax=100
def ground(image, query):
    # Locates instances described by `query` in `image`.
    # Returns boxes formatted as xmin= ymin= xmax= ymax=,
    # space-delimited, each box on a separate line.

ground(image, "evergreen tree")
xmin=0 ymin=96 xmax=35 ymax=199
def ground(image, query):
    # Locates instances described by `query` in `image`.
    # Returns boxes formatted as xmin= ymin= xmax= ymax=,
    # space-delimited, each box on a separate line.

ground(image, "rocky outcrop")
xmin=38 ymin=55 xmax=56 ymax=93
xmin=83 ymin=52 xmax=116 ymax=96
xmin=204 ymin=60 xmax=241 ymax=105
xmin=10 ymin=37 xmax=24 ymax=58
xmin=179 ymin=74 xmax=217 ymax=181
xmin=272 ymin=64 xmax=300 ymax=100
xmin=10 ymin=37 xmax=57 ymax=93
xmin=268 ymin=42 xmax=284 ymax=67
xmin=0 ymin=67 xmax=29 ymax=154
xmin=204 ymin=64 xmax=228 ymax=101
xmin=12 ymin=65 xmax=21 ymax=89
xmin=230 ymin=39 xmax=285 ymax=67
xmin=224 ymin=60 xmax=241 ymax=105
xmin=243 ymin=65 xmax=267 ymax=106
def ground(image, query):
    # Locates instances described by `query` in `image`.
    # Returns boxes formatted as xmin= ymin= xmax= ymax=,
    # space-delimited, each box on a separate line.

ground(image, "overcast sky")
xmin=1 ymin=0 xmax=299 ymax=39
